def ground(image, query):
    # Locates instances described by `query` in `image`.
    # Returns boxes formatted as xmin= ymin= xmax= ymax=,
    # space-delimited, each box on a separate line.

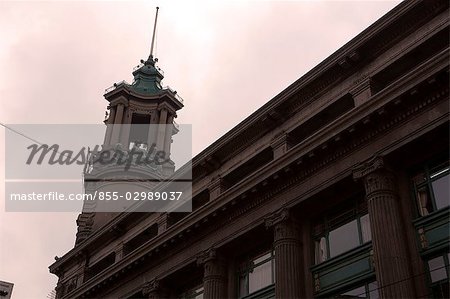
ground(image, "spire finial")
xmin=148 ymin=6 xmax=160 ymax=63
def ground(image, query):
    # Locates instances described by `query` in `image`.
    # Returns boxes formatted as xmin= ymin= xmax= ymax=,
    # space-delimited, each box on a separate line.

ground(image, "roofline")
xmin=191 ymin=0 xmax=416 ymax=168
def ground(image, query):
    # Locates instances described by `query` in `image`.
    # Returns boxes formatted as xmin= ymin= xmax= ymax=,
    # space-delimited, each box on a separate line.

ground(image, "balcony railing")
xmin=163 ymin=85 xmax=184 ymax=104
xmin=104 ymin=80 xmax=130 ymax=94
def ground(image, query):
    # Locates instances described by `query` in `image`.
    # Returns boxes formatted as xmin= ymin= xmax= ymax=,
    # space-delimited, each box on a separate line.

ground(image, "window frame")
xmin=412 ymin=160 xmax=449 ymax=217
xmin=313 ymin=199 xmax=371 ymax=264
xmin=330 ymin=280 xmax=379 ymax=299
xmin=425 ymin=251 xmax=450 ymax=298
xmin=237 ymin=250 xmax=275 ymax=298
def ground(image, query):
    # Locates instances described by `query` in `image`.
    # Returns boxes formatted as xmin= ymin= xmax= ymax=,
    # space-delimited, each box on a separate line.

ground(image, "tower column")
xmin=163 ymin=115 xmax=174 ymax=157
xmin=198 ymin=248 xmax=227 ymax=299
xmin=265 ymin=208 xmax=303 ymax=299
xmin=120 ymin=108 xmax=132 ymax=149
xmin=110 ymin=103 xmax=125 ymax=146
xmin=156 ymin=108 xmax=168 ymax=151
xmin=353 ymin=156 xmax=414 ymax=298
xmin=103 ymin=106 xmax=116 ymax=147
xmin=147 ymin=111 xmax=159 ymax=148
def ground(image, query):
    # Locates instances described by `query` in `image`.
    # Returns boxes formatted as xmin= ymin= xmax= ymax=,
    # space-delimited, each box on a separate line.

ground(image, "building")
xmin=49 ymin=1 xmax=449 ymax=298
xmin=0 ymin=280 xmax=14 ymax=299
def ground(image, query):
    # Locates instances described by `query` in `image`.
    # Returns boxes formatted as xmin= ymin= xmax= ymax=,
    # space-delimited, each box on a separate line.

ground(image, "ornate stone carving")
xmin=142 ymin=279 xmax=160 ymax=295
xmin=75 ymin=213 xmax=94 ymax=244
xmin=353 ymin=156 xmax=396 ymax=197
xmin=142 ymin=278 xmax=166 ymax=299
xmin=353 ymin=155 xmax=385 ymax=180
xmin=264 ymin=208 xmax=290 ymax=228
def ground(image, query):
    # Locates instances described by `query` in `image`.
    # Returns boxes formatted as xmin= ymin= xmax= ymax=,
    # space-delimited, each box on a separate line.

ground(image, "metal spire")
xmin=149 ymin=7 xmax=159 ymax=61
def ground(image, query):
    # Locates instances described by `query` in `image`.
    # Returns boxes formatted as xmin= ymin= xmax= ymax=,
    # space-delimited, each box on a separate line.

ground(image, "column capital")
xmin=265 ymin=208 xmax=299 ymax=243
xmin=353 ymin=155 xmax=386 ymax=180
xmin=264 ymin=208 xmax=291 ymax=228
xmin=142 ymin=279 xmax=160 ymax=296
xmin=196 ymin=247 xmax=220 ymax=266
xmin=353 ymin=156 xmax=396 ymax=196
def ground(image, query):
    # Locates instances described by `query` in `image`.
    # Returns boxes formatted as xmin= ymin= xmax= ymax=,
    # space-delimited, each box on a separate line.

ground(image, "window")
xmin=413 ymin=161 xmax=449 ymax=217
xmin=426 ymin=252 xmax=450 ymax=298
xmin=314 ymin=201 xmax=371 ymax=264
xmin=238 ymin=251 xmax=275 ymax=297
xmin=333 ymin=281 xmax=379 ymax=299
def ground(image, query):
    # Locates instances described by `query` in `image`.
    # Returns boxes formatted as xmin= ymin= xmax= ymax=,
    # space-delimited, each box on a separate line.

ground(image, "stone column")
xmin=353 ymin=156 xmax=414 ymax=298
xmin=156 ymin=109 xmax=168 ymax=151
xmin=110 ymin=103 xmax=125 ymax=145
xmin=147 ymin=111 xmax=159 ymax=149
xmin=142 ymin=279 xmax=167 ymax=299
xmin=198 ymin=248 xmax=227 ymax=299
xmin=120 ymin=108 xmax=132 ymax=149
xmin=265 ymin=208 xmax=303 ymax=299
xmin=163 ymin=115 xmax=174 ymax=157
xmin=104 ymin=106 xmax=116 ymax=147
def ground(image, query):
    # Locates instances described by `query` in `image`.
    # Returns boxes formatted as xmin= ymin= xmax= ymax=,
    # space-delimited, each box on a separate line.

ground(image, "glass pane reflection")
xmin=329 ymin=220 xmax=359 ymax=258
xmin=249 ymin=261 xmax=272 ymax=293
xmin=432 ymin=174 xmax=449 ymax=210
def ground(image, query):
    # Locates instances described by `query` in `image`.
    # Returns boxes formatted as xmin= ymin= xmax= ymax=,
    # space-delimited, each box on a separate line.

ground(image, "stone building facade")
xmin=50 ymin=1 xmax=449 ymax=298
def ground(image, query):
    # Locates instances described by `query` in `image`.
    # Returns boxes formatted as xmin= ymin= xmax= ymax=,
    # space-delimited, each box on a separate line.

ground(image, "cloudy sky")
xmin=0 ymin=1 xmax=401 ymax=298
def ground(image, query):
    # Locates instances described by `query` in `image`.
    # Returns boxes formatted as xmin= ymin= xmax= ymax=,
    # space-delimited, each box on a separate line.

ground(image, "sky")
xmin=0 ymin=1 xmax=401 ymax=298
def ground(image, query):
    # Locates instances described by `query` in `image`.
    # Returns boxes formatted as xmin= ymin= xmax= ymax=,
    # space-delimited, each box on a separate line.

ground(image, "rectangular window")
xmin=238 ymin=251 xmax=275 ymax=298
xmin=413 ymin=161 xmax=449 ymax=217
xmin=426 ymin=252 xmax=450 ymax=299
xmin=313 ymin=201 xmax=371 ymax=264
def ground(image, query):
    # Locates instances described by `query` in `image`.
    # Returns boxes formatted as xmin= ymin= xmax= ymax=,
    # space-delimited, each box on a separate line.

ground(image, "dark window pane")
xmin=329 ymin=220 xmax=359 ymax=258
xmin=431 ymin=281 xmax=450 ymax=299
xmin=428 ymin=256 xmax=447 ymax=282
xmin=431 ymin=174 xmax=449 ymax=210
